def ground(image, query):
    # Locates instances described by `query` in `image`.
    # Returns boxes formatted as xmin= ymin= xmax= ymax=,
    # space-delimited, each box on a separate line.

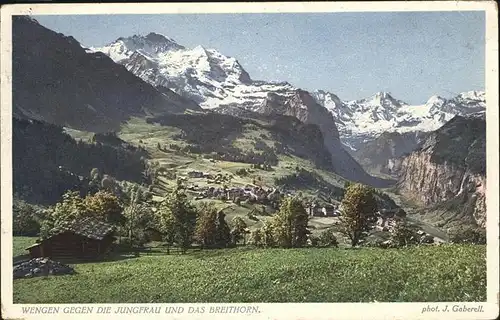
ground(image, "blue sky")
xmin=33 ymin=12 xmax=485 ymax=104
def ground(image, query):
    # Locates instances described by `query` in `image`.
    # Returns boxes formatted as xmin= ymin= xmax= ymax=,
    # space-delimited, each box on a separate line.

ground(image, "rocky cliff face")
xmin=397 ymin=114 xmax=486 ymax=227
xmin=352 ymin=131 xmax=430 ymax=177
xmin=256 ymin=90 xmax=394 ymax=187
xmin=13 ymin=16 xmax=200 ymax=132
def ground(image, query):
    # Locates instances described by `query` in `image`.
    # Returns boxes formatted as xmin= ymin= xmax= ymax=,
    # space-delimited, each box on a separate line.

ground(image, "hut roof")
xmin=54 ymin=217 xmax=115 ymax=240
xmin=25 ymin=243 xmax=41 ymax=250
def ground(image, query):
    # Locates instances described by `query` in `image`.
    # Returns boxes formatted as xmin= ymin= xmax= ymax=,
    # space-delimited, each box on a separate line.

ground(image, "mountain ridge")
xmin=312 ymin=89 xmax=485 ymax=151
xmin=94 ymin=33 xmax=395 ymax=186
xmin=13 ymin=16 xmax=201 ymax=132
xmin=93 ymin=32 xmax=485 ymax=153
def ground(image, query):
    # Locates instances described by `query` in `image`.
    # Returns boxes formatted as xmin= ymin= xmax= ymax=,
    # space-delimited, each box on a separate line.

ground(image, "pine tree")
xmin=214 ymin=211 xmax=231 ymax=248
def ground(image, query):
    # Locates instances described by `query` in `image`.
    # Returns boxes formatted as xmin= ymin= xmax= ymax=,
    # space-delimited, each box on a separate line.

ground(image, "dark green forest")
xmin=13 ymin=118 xmax=149 ymax=204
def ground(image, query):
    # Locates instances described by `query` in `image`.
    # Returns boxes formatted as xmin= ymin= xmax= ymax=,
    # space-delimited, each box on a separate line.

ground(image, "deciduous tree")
xmin=230 ymin=216 xmax=249 ymax=245
xmin=194 ymin=203 xmax=232 ymax=248
xmin=157 ymin=180 xmax=197 ymax=254
xmin=194 ymin=202 xmax=218 ymax=247
xmin=13 ymin=199 xmax=42 ymax=236
xmin=270 ymin=196 xmax=309 ymax=248
xmin=250 ymin=228 xmax=263 ymax=247
xmin=123 ymin=188 xmax=154 ymax=246
xmin=388 ymin=219 xmax=420 ymax=247
xmin=84 ymin=190 xmax=124 ymax=224
xmin=337 ymin=183 xmax=378 ymax=247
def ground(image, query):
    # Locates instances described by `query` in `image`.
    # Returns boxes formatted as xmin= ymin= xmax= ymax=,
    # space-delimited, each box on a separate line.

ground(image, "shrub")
xmin=448 ymin=226 xmax=486 ymax=244
xmin=388 ymin=219 xmax=421 ymax=248
xmin=318 ymin=229 xmax=339 ymax=247
xmin=308 ymin=235 xmax=319 ymax=247
xmin=13 ymin=200 xmax=41 ymax=236
xmin=235 ymin=168 xmax=248 ymax=177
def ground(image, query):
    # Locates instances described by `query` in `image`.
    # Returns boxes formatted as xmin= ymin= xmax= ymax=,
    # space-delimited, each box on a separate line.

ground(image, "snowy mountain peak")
xmin=426 ymin=95 xmax=446 ymax=107
xmin=310 ymin=89 xmax=486 ymax=151
xmin=192 ymin=45 xmax=208 ymax=55
xmin=456 ymin=90 xmax=485 ymax=103
xmin=93 ymin=31 xmax=485 ymax=154
xmin=363 ymin=91 xmax=406 ymax=108
xmin=120 ymin=32 xmax=183 ymax=49
xmin=311 ymin=90 xmax=344 ymax=112
xmin=95 ymin=33 xmax=185 ymax=62
xmin=143 ymin=32 xmax=178 ymax=44
xmin=374 ymin=91 xmax=392 ymax=99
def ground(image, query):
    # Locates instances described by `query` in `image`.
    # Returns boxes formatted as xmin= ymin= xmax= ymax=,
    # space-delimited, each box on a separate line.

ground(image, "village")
xmin=13 ymin=165 xmax=441 ymax=280
xmin=180 ymin=169 xmax=439 ymax=244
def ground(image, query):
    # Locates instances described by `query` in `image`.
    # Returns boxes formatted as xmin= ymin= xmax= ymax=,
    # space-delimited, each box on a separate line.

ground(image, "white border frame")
xmin=1 ymin=2 xmax=498 ymax=320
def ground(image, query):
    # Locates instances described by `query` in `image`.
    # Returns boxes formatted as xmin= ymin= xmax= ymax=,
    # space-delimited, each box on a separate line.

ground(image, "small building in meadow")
xmin=26 ymin=217 xmax=116 ymax=261
xmin=321 ymin=204 xmax=337 ymax=217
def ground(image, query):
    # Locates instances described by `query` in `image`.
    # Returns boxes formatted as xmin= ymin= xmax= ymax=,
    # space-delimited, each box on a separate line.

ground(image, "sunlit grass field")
xmin=13 ymin=243 xmax=486 ymax=303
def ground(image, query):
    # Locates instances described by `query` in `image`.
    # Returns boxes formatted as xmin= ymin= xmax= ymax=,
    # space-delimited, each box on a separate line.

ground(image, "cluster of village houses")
xmin=183 ymin=170 xmax=436 ymax=242
xmin=187 ymin=184 xmax=281 ymax=204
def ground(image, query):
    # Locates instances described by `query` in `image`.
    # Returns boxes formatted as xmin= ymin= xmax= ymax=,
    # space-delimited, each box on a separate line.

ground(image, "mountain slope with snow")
xmin=93 ymin=32 xmax=484 ymax=186
xmin=92 ymin=34 xmax=293 ymax=109
xmin=93 ymin=33 xmax=395 ymax=186
xmin=312 ymin=90 xmax=485 ymax=151
xmin=94 ymin=34 xmax=485 ymax=151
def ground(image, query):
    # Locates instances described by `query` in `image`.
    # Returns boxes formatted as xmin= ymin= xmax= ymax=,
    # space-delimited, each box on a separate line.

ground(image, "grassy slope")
xmin=116 ymin=117 xmax=345 ymax=188
xmin=13 ymin=244 xmax=486 ymax=303
xmin=64 ymin=117 xmax=444 ymax=240
xmin=98 ymin=117 xmax=346 ymax=232
xmin=16 ymin=119 xmax=485 ymax=303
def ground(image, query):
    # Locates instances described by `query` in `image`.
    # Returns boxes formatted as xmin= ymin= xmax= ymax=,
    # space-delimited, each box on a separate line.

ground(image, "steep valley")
xmin=395 ymin=114 xmax=486 ymax=230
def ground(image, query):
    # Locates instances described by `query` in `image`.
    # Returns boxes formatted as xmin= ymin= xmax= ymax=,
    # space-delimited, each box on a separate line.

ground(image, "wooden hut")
xmin=26 ymin=217 xmax=116 ymax=261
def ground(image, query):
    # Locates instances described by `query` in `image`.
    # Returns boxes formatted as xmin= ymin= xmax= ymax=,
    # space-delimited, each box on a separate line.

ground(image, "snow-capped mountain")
xmin=92 ymin=33 xmax=295 ymax=109
xmin=94 ymin=34 xmax=485 ymax=151
xmin=93 ymin=32 xmax=484 ymax=185
xmin=93 ymin=33 xmax=396 ymax=186
xmin=312 ymin=90 xmax=485 ymax=151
